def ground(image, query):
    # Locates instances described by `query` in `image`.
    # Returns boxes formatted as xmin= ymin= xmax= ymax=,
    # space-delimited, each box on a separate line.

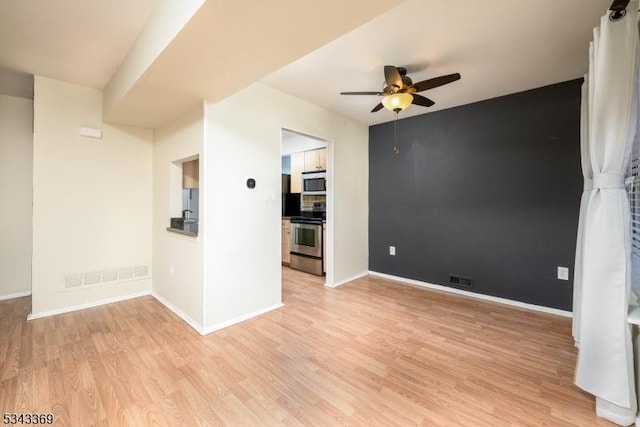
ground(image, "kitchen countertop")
xmin=166 ymin=226 xmax=198 ymax=237
xmin=168 ymin=216 xmax=198 ymax=236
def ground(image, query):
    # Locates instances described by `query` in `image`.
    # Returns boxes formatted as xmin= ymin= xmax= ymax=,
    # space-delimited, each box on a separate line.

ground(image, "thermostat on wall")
xmin=80 ymin=127 xmax=102 ymax=139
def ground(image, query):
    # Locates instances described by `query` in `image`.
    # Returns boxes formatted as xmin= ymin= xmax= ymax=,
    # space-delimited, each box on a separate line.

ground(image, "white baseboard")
xmin=368 ymin=271 xmax=572 ymax=318
xmin=595 ymin=396 xmax=636 ymax=426
xmin=202 ymin=302 xmax=284 ymax=335
xmin=27 ymin=290 xmax=152 ymax=320
xmin=151 ymin=291 xmax=205 ymax=335
xmin=326 ymin=271 xmax=368 ymax=288
xmin=0 ymin=290 xmax=31 ymax=301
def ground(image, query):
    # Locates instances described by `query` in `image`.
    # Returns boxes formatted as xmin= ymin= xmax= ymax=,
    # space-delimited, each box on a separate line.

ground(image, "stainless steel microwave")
xmin=302 ymin=171 xmax=326 ymax=195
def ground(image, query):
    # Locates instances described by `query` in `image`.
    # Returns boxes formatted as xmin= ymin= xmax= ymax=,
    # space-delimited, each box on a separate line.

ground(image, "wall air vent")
xmin=84 ymin=271 xmax=102 ymax=285
xmin=63 ymin=264 xmax=150 ymax=291
xmin=64 ymin=273 xmax=84 ymax=289
xmin=118 ymin=267 xmax=134 ymax=280
xmin=449 ymin=274 xmax=472 ymax=288
xmin=102 ymin=269 xmax=118 ymax=283
xmin=134 ymin=265 xmax=148 ymax=278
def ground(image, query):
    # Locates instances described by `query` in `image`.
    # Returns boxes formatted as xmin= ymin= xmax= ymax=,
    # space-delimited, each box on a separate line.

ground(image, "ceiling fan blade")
xmin=411 ymin=73 xmax=461 ymax=93
xmin=384 ymin=65 xmax=403 ymax=90
xmin=411 ymin=94 xmax=435 ymax=107
xmin=340 ymin=91 xmax=384 ymax=95
xmin=371 ymin=103 xmax=384 ymax=113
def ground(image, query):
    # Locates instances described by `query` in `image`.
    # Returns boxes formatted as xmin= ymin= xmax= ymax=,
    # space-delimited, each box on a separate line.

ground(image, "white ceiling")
xmin=0 ymin=0 xmax=612 ymax=126
xmin=0 ymin=68 xmax=33 ymax=99
xmin=281 ymin=129 xmax=327 ymax=156
xmin=0 ymin=0 xmax=152 ymax=96
xmin=263 ymin=0 xmax=610 ymax=126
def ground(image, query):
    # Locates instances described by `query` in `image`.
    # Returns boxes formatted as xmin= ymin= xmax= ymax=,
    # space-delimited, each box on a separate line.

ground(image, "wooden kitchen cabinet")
xmin=290 ymin=152 xmax=304 ymax=193
xmin=317 ymin=148 xmax=327 ymax=170
xmin=304 ymin=148 xmax=327 ymax=172
xmin=282 ymin=219 xmax=291 ymax=264
xmin=182 ymin=159 xmax=199 ymax=188
xmin=290 ymin=148 xmax=326 ymax=193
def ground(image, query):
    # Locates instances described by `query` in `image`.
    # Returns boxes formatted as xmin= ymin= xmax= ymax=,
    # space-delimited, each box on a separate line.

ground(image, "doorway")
xmin=280 ymin=128 xmax=333 ymax=286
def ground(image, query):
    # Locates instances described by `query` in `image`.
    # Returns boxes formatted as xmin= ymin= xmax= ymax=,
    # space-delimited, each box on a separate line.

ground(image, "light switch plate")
xmin=389 ymin=246 xmax=396 ymax=256
xmin=557 ymin=266 xmax=569 ymax=281
xmin=80 ymin=127 xmax=102 ymax=138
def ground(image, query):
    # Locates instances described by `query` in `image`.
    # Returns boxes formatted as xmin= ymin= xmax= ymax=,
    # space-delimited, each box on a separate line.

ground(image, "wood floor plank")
xmin=47 ymin=358 xmax=71 ymax=425
xmin=95 ymin=381 xmax=126 ymax=427
xmin=13 ymin=367 xmax=32 ymax=412
xmin=0 ymin=376 xmax=17 ymax=412
xmin=31 ymin=366 xmax=50 ymax=410
xmin=1 ymin=322 xmax=21 ymax=381
xmin=0 ymin=268 xmax=617 ymax=425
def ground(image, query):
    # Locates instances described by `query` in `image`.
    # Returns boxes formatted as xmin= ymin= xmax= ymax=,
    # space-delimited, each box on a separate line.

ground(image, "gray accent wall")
xmin=368 ymin=79 xmax=583 ymax=311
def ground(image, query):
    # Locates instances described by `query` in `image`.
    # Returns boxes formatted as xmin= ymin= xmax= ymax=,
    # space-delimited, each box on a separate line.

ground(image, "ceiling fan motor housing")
xmin=340 ymin=65 xmax=461 ymax=113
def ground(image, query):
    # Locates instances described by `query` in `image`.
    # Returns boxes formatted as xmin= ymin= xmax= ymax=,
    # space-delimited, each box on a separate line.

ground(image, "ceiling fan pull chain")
xmin=393 ymin=112 xmax=400 ymax=154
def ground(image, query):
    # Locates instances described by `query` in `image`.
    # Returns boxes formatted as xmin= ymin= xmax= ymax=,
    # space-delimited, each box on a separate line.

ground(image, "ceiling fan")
xmin=340 ymin=65 xmax=461 ymax=113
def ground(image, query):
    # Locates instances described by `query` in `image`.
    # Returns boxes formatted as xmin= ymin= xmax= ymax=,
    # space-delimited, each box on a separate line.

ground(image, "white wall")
xmin=152 ymin=104 xmax=204 ymax=328
xmin=31 ymin=76 xmax=153 ymax=317
xmin=0 ymin=94 xmax=33 ymax=299
xmin=203 ymin=83 xmax=368 ymax=330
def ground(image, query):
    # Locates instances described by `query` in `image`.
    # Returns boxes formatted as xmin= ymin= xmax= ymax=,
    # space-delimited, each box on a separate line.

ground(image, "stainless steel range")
xmin=290 ymin=216 xmax=323 ymax=276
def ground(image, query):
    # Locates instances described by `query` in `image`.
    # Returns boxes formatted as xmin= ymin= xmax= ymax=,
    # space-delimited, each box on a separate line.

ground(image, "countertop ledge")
xmin=166 ymin=227 xmax=198 ymax=237
xmin=628 ymin=305 xmax=640 ymax=326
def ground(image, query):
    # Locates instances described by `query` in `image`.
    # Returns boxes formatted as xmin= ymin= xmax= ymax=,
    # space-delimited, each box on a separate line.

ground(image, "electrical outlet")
xmin=389 ymin=246 xmax=396 ymax=256
xmin=557 ymin=266 xmax=569 ymax=281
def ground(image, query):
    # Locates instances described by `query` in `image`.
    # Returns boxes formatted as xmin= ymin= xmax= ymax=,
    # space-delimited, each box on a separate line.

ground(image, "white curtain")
xmin=575 ymin=2 xmax=639 ymax=424
xmin=572 ymin=74 xmax=591 ymax=347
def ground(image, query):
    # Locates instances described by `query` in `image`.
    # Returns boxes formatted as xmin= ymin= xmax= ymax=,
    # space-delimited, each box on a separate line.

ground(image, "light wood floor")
xmin=0 ymin=268 xmax=613 ymax=426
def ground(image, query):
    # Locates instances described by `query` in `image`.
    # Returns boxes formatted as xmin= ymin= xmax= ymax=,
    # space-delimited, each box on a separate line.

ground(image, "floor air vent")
xmin=449 ymin=274 xmax=472 ymax=288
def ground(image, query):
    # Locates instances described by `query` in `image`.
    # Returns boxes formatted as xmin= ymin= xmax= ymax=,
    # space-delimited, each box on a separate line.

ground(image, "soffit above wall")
xmin=103 ymin=0 xmax=403 ymax=128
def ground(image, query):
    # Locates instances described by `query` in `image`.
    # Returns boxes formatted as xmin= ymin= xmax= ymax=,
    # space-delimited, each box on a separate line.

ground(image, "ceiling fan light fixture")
xmin=382 ymin=92 xmax=413 ymax=112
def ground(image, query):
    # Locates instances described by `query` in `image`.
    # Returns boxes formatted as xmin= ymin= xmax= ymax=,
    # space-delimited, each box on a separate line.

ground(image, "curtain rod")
xmin=610 ymin=0 xmax=630 ymax=20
